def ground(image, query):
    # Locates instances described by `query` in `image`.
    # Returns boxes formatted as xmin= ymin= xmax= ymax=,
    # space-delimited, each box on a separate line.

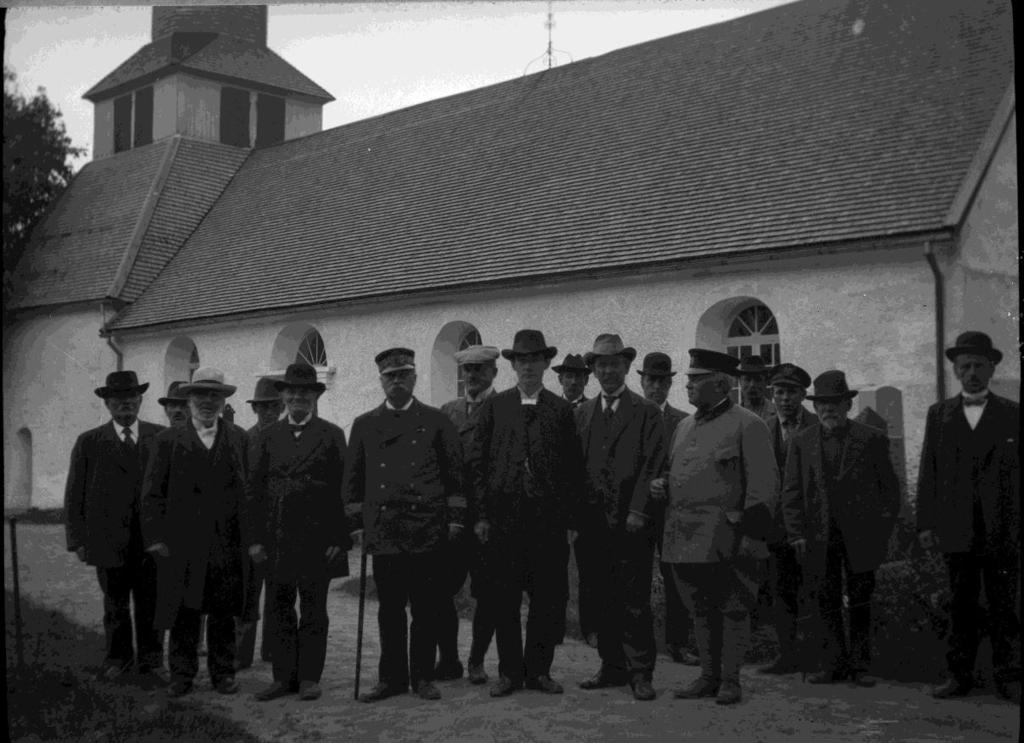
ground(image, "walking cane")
xmin=353 ymin=545 xmax=368 ymax=700
xmin=9 ymin=516 xmax=25 ymax=669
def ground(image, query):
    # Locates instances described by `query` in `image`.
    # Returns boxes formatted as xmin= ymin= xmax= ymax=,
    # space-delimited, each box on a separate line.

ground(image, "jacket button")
xmin=380 ymin=463 xmax=385 ymax=468
xmin=380 ymin=484 xmax=386 ymax=489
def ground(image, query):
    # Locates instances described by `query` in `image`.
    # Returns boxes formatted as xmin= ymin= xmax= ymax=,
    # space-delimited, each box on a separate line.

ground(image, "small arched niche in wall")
xmin=431 ymin=321 xmax=481 ymax=405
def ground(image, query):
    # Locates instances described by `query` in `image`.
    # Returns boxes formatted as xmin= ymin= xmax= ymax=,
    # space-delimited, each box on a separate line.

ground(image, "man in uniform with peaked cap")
xmin=917 ymin=331 xmax=1020 ymax=702
xmin=65 ymin=371 xmax=165 ymax=685
xmin=654 ymin=349 xmax=777 ymax=706
xmin=343 ymin=348 xmax=464 ymax=702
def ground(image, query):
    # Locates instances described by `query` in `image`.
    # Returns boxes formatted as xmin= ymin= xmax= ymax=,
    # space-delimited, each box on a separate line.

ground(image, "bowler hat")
xmin=501 ymin=330 xmax=558 ymax=361
xmin=158 ymin=380 xmax=189 ymax=406
xmin=274 ymin=363 xmax=326 ymax=393
xmin=637 ymin=351 xmax=676 ymax=378
xmin=455 ymin=345 xmax=500 ymax=366
xmin=769 ymin=363 xmax=812 ymax=389
xmin=685 ymin=349 xmax=740 ymax=376
xmin=375 ymin=347 xmax=416 ymax=374
xmin=945 ymin=331 xmax=1003 ymax=364
xmin=95 ymin=370 xmax=149 ymax=398
xmin=583 ymin=334 xmax=637 ymax=366
xmin=737 ymin=355 xmax=770 ymax=376
xmin=552 ymin=353 xmax=589 ymax=375
xmin=179 ymin=367 xmax=236 ymax=397
xmin=247 ymin=376 xmax=282 ymax=403
xmin=805 ymin=370 xmax=858 ymax=402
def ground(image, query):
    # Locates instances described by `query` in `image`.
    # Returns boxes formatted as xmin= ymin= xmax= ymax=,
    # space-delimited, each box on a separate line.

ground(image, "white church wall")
xmin=3 ymin=307 xmax=119 ymax=509
xmin=92 ymin=98 xmax=114 ymax=160
xmin=176 ymin=73 xmax=220 ymax=142
xmin=152 ymin=74 xmax=179 ymax=141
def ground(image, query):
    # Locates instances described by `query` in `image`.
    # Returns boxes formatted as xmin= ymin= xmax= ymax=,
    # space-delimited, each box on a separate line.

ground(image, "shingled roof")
xmin=7 ymin=137 xmax=248 ymax=311
xmin=83 ymin=32 xmax=334 ymax=103
xmin=104 ymin=0 xmax=1013 ymax=331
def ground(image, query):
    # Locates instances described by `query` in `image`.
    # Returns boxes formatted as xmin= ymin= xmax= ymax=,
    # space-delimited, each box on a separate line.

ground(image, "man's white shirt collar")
xmin=518 ymin=386 xmax=544 ymax=405
xmin=112 ymin=419 xmax=139 ymax=442
xmin=386 ymin=397 xmax=415 ymax=411
xmin=192 ymin=417 xmax=218 ymax=449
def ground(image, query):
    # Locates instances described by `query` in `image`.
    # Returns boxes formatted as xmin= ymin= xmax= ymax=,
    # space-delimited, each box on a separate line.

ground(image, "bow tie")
xmin=288 ymin=423 xmax=306 ymax=434
xmin=962 ymin=397 xmax=987 ymax=407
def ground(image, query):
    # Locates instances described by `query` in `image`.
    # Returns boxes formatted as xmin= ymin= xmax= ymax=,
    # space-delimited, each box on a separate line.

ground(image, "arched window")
xmin=725 ymin=303 xmax=780 ymax=366
xmin=296 ymin=328 xmax=328 ymax=368
xmin=456 ymin=327 xmax=483 ymax=399
xmin=165 ymin=336 xmax=200 ymax=388
xmin=188 ymin=344 xmax=201 ymax=380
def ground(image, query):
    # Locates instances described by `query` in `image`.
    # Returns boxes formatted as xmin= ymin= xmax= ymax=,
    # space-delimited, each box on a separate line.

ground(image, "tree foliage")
xmin=3 ymin=66 xmax=85 ymax=283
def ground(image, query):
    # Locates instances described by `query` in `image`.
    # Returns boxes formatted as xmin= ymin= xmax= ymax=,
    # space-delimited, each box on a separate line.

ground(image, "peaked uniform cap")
xmin=637 ymin=351 xmax=676 ymax=377
xmin=945 ymin=331 xmax=1003 ymax=364
xmin=95 ymin=370 xmax=149 ymax=398
xmin=376 ymin=347 xmax=416 ymax=374
xmin=583 ymin=333 xmax=637 ymax=365
xmin=179 ymin=367 xmax=236 ymax=396
xmin=274 ymin=363 xmax=326 ymax=392
xmin=737 ymin=355 xmax=771 ymax=375
xmin=501 ymin=330 xmax=557 ymax=360
xmin=248 ymin=376 xmax=283 ymax=402
xmin=552 ymin=353 xmax=589 ymax=374
xmin=158 ymin=380 xmax=189 ymax=405
xmin=454 ymin=345 xmax=500 ymax=366
xmin=769 ymin=363 xmax=812 ymax=389
xmin=685 ymin=349 xmax=740 ymax=376
xmin=806 ymin=370 xmax=858 ymax=401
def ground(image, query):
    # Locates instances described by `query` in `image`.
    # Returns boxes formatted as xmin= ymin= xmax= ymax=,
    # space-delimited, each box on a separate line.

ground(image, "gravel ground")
xmin=5 ymin=523 xmax=1019 ymax=742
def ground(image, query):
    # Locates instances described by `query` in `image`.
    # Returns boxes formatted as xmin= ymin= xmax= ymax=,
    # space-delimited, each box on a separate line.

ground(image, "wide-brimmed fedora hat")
xmin=501 ymin=330 xmax=558 ymax=360
xmin=375 ymin=347 xmax=416 ymax=374
xmin=552 ymin=353 xmax=589 ymax=374
xmin=685 ymin=349 xmax=740 ymax=376
xmin=95 ymin=370 xmax=149 ymax=398
xmin=179 ymin=367 xmax=236 ymax=397
xmin=583 ymin=334 xmax=637 ymax=366
xmin=455 ymin=345 xmax=500 ymax=366
xmin=945 ymin=331 xmax=1003 ymax=364
xmin=769 ymin=363 xmax=812 ymax=389
xmin=158 ymin=380 xmax=189 ymax=406
xmin=805 ymin=370 xmax=858 ymax=402
xmin=274 ymin=363 xmax=325 ymax=393
xmin=637 ymin=351 xmax=676 ymax=377
xmin=737 ymin=355 xmax=771 ymax=377
xmin=247 ymin=376 xmax=283 ymax=402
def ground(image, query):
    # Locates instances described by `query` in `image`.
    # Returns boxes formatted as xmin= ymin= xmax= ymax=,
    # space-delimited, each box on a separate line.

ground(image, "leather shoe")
xmin=526 ymin=675 xmax=564 ymax=694
xmin=668 ymin=644 xmax=700 ymax=666
xmin=673 ymin=676 xmax=720 ymax=699
xmin=359 ymin=682 xmax=407 ymax=703
xmin=467 ymin=662 xmax=488 ymax=685
xmin=96 ymin=663 xmax=129 ymax=682
xmin=298 ymin=681 xmax=322 ymax=700
xmin=931 ymin=677 xmax=973 ymax=699
xmin=255 ymin=681 xmax=298 ymax=701
xmin=434 ymin=659 xmax=464 ymax=681
xmin=414 ymin=681 xmax=442 ymax=700
xmin=214 ymin=676 xmax=239 ymax=695
xmin=579 ymin=668 xmax=629 ymax=690
xmin=630 ymin=675 xmax=656 ymax=701
xmin=715 ymin=680 xmax=742 ymax=706
xmin=167 ymin=680 xmax=193 ymax=698
xmin=758 ymin=656 xmax=799 ymax=675
xmin=489 ymin=675 xmax=522 ymax=697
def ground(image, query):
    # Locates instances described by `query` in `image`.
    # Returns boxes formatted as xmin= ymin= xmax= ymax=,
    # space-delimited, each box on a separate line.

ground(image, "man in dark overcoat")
xmin=248 ymin=363 xmax=348 ymax=702
xmin=758 ymin=363 xmax=817 ymax=675
xmin=553 ymin=352 xmax=590 ymax=409
xmin=343 ymin=348 xmax=464 ymax=702
xmin=782 ymin=370 xmax=899 ymax=687
xmin=65 ymin=370 xmax=165 ymax=683
xmin=158 ymin=381 xmax=190 ymax=428
xmin=917 ymin=331 xmax=1020 ymax=702
xmin=638 ymin=351 xmax=698 ymax=667
xmin=236 ymin=375 xmax=285 ymax=669
xmin=438 ymin=344 xmax=500 ymax=684
xmin=468 ymin=329 xmax=584 ymax=697
xmin=575 ymin=337 xmax=667 ymax=701
xmin=142 ymin=367 xmax=251 ymax=698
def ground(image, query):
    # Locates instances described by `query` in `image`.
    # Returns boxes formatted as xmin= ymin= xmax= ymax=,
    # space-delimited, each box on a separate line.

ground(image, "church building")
xmin=4 ymin=0 xmax=1016 ymax=510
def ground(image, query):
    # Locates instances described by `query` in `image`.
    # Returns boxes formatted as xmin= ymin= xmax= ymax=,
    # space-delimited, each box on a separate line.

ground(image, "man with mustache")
xmin=343 ymin=348 xmax=464 ymax=702
xmin=738 ymin=355 xmax=776 ymax=424
xmin=158 ymin=381 xmax=190 ymax=428
xmin=553 ymin=353 xmax=590 ymax=409
xmin=782 ymin=370 xmax=899 ymax=687
xmin=917 ymin=332 xmax=1020 ymax=702
xmin=142 ymin=367 xmax=252 ymax=698
xmin=65 ymin=371 xmax=165 ymax=686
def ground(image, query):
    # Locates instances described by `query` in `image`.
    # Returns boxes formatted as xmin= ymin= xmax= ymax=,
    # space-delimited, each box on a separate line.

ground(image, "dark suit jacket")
xmin=342 ymin=399 xmax=463 ymax=555
xmin=64 ymin=419 xmax=164 ymax=567
xmin=248 ymin=417 xmax=350 ymax=581
xmin=663 ymin=403 xmax=689 ymax=437
xmin=916 ymin=393 xmax=1019 ymax=559
xmin=141 ymin=419 xmax=251 ymax=628
xmin=781 ymin=419 xmax=899 ymax=577
xmin=765 ymin=407 xmax=818 ymax=542
xmin=468 ymin=387 xmax=583 ymax=536
xmin=575 ymin=389 xmax=667 ymax=531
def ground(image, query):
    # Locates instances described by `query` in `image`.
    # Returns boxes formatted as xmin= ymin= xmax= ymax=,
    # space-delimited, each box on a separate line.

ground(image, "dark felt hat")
xmin=637 ymin=351 xmax=676 ymax=378
xmin=248 ymin=376 xmax=283 ymax=402
xmin=274 ymin=363 xmax=326 ymax=393
xmin=501 ymin=330 xmax=558 ymax=360
xmin=95 ymin=370 xmax=149 ymax=398
xmin=684 ymin=349 xmax=740 ymax=376
xmin=945 ymin=331 xmax=1003 ymax=364
xmin=805 ymin=370 xmax=858 ymax=402
xmin=552 ymin=353 xmax=589 ymax=374
xmin=179 ymin=367 xmax=236 ymax=397
xmin=737 ymin=355 xmax=771 ymax=376
xmin=768 ymin=363 xmax=812 ymax=389
xmin=158 ymin=380 xmax=189 ymax=406
xmin=375 ymin=347 xmax=416 ymax=374
xmin=583 ymin=334 xmax=637 ymax=366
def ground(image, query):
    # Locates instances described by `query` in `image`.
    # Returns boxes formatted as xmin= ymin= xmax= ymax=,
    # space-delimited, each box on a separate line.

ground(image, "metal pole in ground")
xmin=9 ymin=516 xmax=25 ymax=669
xmin=353 ymin=546 xmax=368 ymax=700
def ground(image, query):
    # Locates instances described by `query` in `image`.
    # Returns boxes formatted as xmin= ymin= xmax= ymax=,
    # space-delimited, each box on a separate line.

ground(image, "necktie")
xmin=466 ymin=401 xmax=477 ymax=416
xmin=962 ymin=397 xmax=986 ymax=407
xmin=122 ymin=427 xmax=135 ymax=448
xmin=603 ymin=394 xmax=619 ymax=418
xmin=289 ymin=423 xmax=305 ymax=437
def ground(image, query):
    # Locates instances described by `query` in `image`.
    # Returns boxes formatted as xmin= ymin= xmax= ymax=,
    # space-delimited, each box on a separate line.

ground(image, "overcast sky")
xmin=5 ymin=1 xmax=792 ymax=170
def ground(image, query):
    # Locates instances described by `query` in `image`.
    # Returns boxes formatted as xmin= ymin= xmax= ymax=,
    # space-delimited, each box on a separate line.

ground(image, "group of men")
xmin=65 ymin=328 xmax=1019 ymax=706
